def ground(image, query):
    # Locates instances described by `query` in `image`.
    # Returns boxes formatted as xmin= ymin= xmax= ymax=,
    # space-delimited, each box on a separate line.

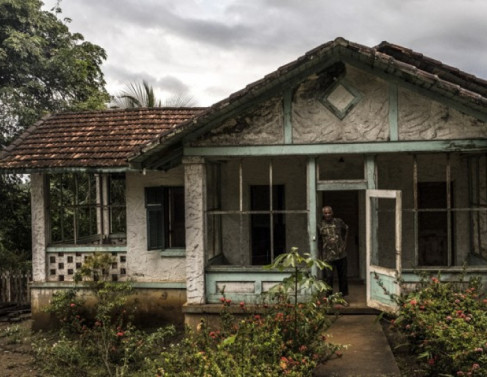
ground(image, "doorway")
xmin=321 ymin=191 xmax=360 ymax=278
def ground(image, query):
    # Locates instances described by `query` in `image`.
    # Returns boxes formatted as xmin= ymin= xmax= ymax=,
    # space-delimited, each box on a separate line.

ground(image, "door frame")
xmin=366 ymin=189 xmax=402 ymax=313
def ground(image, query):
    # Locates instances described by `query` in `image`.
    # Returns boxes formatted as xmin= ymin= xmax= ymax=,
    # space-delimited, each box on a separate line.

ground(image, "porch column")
xmin=307 ymin=157 xmax=318 ymax=276
xmin=183 ymin=156 xmax=207 ymax=304
xmin=31 ymin=173 xmax=48 ymax=282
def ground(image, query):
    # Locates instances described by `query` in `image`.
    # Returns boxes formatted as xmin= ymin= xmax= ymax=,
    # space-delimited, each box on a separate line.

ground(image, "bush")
xmin=393 ymin=276 xmax=487 ymax=376
xmin=144 ymin=247 xmax=345 ymax=377
xmin=35 ymin=253 xmax=176 ymax=377
xmin=35 ymin=249 xmax=344 ymax=376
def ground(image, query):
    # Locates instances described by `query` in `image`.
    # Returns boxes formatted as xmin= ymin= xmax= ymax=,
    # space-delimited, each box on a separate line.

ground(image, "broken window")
xmin=145 ymin=186 xmax=185 ymax=250
xmin=48 ymin=173 xmax=126 ymax=245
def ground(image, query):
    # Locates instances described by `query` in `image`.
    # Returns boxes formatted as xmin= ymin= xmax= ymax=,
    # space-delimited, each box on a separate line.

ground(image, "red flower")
xmin=116 ymin=331 xmax=124 ymax=337
xmin=69 ymin=303 xmax=76 ymax=308
xmin=239 ymin=301 xmax=245 ymax=308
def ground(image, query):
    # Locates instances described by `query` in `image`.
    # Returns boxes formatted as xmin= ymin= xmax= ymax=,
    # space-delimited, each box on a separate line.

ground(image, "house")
xmin=1 ymin=37 xmax=487 ymax=328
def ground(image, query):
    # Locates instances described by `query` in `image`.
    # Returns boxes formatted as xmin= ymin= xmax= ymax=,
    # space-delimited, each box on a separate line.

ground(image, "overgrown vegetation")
xmin=33 ymin=249 xmax=345 ymax=376
xmin=392 ymin=275 xmax=487 ymax=376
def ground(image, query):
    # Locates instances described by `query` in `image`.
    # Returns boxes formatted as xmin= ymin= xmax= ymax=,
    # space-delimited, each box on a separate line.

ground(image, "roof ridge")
xmin=375 ymin=41 xmax=487 ymax=96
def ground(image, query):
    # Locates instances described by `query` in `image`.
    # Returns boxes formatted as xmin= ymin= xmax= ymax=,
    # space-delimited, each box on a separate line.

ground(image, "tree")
xmin=0 ymin=0 xmax=109 ymax=145
xmin=112 ymin=80 xmax=196 ymax=108
xmin=0 ymin=0 xmax=109 ymax=270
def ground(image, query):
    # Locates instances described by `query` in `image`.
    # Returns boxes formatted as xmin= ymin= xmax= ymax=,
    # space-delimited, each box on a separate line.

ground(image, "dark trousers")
xmin=324 ymin=257 xmax=348 ymax=296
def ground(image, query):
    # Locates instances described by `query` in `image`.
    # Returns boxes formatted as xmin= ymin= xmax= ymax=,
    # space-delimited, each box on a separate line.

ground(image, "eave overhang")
xmin=129 ymin=37 xmax=487 ymax=169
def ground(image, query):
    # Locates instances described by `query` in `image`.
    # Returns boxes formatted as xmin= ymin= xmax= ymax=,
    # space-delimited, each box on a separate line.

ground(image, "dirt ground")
xmin=0 ymin=320 xmax=42 ymax=377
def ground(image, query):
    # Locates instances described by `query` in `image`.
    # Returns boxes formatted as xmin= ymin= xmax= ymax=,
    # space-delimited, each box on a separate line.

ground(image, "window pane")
xmin=166 ymin=187 xmax=185 ymax=248
xmin=148 ymin=209 xmax=163 ymax=250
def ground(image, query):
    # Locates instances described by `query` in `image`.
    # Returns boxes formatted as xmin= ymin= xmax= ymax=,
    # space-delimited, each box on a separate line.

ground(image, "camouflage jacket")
xmin=318 ymin=218 xmax=348 ymax=262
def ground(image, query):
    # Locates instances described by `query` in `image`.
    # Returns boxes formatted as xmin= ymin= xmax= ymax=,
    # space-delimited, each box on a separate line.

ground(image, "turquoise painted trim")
xmin=206 ymin=270 xmax=295 ymax=304
xmin=283 ymin=90 xmax=293 ymax=144
xmin=46 ymin=245 xmax=127 ymax=253
xmin=370 ymin=272 xmax=397 ymax=306
xmin=31 ymin=281 xmax=186 ymax=289
xmin=389 ymin=84 xmax=398 ymax=141
xmin=185 ymin=139 xmax=487 ymax=157
xmin=342 ymin=56 xmax=487 ymax=123
xmin=132 ymin=282 xmax=186 ymax=289
xmin=317 ymin=181 xmax=367 ymax=191
xmin=160 ymin=249 xmax=186 ymax=257
xmin=307 ymin=157 xmax=318 ymax=276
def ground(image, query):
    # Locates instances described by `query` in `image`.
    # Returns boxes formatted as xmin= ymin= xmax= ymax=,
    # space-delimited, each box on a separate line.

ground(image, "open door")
xmin=366 ymin=189 xmax=402 ymax=313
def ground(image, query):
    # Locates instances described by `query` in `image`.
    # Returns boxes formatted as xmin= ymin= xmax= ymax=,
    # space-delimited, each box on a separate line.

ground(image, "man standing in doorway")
xmin=319 ymin=205 xmax=349 ymax=297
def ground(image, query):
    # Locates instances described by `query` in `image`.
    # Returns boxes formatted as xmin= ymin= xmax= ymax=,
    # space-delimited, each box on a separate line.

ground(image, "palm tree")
xmin=112 ymin=80 xmax=196 ymax=108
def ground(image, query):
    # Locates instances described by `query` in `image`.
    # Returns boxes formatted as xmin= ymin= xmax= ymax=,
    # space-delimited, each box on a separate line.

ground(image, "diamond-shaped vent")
xmin=320 ymin=81 xmax=362 ymax=120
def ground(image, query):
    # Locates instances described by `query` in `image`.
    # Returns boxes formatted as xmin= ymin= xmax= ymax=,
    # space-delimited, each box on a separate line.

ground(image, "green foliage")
xmin=35 ymin=249 xmax=344 ymax=376
xmin=36 ymin=253 xmax=177 ymax=377
xmin=144 ymin=296 xmax=343 ymax=377
xmin=0 ymin=0 xmax=109 ymax=144
xmin=143 ymin=247 xmax=344 ymax=377
xmin=112 ymin=80 xmax=196 ymax=108
xmin=393 ymin=276 xmax=487 ymax=376
xmin=0 ymin=174 xmax=31 ymax=272
xmin=0 ymin=0 xmax=109 ymax=269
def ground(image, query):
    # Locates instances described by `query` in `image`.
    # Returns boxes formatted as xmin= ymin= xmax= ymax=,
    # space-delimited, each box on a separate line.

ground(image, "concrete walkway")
xmin=314 ymin=315 xmax=401 ymax=377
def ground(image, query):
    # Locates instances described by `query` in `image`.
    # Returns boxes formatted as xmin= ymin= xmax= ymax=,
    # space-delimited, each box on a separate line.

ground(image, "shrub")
xmin=144 ymin=247 xmax=345 ymax=377
xmin=35 ymin=253 xmax=176 ymax=377
xmin=393 ymin=276 xmax=487 ymax=376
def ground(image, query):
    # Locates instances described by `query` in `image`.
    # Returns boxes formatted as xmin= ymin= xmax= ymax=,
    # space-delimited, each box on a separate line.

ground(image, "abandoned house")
xmin=1 ymin=37 xmax=487 ymax=327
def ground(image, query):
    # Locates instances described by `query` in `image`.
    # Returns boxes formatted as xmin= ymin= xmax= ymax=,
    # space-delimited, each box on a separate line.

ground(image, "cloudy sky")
xmin=43 ymin=0 xmax=487 ymax=107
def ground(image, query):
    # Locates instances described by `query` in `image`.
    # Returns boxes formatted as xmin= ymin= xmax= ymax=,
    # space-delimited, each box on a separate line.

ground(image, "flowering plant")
xmin=393 ymin=275 xmax=487 ymax=376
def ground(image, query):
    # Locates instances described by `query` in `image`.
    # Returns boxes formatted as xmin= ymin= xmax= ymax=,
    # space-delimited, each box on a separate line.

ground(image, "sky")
xmin=43 ymin=0 xmax=487 ymax=107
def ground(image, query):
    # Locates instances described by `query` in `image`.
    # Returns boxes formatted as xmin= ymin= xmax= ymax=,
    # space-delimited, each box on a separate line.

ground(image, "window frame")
xmin=145 ymin=186 xmax=186 ymax=251
xmin=48 ymin=173 xmax=126 ymax=245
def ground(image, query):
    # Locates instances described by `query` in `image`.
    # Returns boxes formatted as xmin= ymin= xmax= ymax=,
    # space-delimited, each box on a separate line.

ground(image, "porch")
xmin=183 ymin=146 xmax=487 ymax=309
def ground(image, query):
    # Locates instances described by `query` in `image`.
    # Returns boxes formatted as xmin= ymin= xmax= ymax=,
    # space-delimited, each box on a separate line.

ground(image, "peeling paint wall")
xmin=398 ymin=87 xmax=487 ymax=140
xmin=126 ymin=169 xmax=186 ymax=282
xmin=31 ymin=173 xmax=48 ymax=282
xmin=184 ymin=158 xmax=207 ymax=304
xmin=192 ymin=97 xmax=284 ymax=146
xmin=293 ymin=65 xmax=389 ymax=143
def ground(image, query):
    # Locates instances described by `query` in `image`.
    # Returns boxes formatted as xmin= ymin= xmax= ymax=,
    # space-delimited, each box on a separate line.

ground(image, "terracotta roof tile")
xmin=0 ymin=107 xmax=205 ymax=171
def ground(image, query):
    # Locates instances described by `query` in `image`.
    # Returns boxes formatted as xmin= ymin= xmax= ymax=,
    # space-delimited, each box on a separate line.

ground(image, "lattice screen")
xmin=47 ymin=252 xmax=127 ymax=282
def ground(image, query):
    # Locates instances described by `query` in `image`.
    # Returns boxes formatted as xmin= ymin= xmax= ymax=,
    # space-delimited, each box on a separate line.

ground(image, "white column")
xmin=31 ymin=173 xmax=48 ymax=282
xmin=183 ymin=156 xmax=207 ymax=304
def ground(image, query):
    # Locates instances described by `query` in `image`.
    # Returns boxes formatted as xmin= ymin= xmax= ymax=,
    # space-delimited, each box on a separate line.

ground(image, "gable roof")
xmin=0 ymin=107 xmax=205 ymax=172
xmin=1 ymin=37 xmax=486 ymax=172
xmin=129 ymin=37 xmax=487 ymax=168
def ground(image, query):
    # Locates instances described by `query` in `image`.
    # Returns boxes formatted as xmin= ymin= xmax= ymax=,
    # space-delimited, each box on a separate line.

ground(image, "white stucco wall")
xmin=191 ymin=97 xmax=284 ymax=146
xmin=125 ymin=168 xmax=186 ymax=282
xmin=293 ymin=65 xmax=390 ymax=143
xmin=183 ymin=157 xmax=207 ymax=303
xmin=31 ymin=173 xmax=48 ymax=282
xmin=398 ymin=87 xmax=487 ymax=140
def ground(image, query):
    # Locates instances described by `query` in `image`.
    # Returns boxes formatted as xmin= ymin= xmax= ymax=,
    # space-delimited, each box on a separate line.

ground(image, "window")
xmin=145 ymin=186 xmax=185 ymax=250
xmin=250 ymin=185 xmax=286 ymax=265
xmin=49 ymin=173 xmax=126 ymax=244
